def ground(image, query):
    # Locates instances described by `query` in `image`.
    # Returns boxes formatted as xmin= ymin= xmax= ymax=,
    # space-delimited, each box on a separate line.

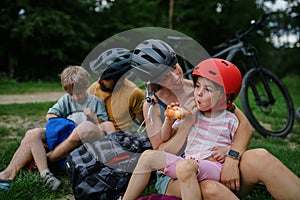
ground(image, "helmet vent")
xmin=142 ymin=54 xmax=158 ymax=64
xmin=208 ymin=70 xmax=217 ymax=76
xmin=153 ymin=47 xmax=167 ymax=60
xmin=221 ymin=60 xmax=229 ymax=66
xmin=133 ymin=49 xmax=141 ymax=55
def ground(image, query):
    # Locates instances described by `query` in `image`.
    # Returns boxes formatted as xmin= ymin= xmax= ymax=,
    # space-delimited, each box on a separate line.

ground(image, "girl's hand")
xmin=211 ymin=146 xmax=231 ymax=163
xmin=165 ymin=102 xmax=190 ymax=119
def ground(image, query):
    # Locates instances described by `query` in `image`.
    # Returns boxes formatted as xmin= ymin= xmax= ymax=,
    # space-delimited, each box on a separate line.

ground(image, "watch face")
xmin=229 ymin=150 xmax=239 ymax=158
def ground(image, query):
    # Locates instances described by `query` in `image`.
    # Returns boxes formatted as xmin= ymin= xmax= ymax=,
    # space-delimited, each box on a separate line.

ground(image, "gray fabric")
xmin=47 ymin=93 xmax=108 ymax=124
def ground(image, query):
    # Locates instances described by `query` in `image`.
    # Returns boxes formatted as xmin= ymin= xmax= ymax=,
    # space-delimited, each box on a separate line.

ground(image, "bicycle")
xmin=167 ymin=14 xmax=295 ymax=137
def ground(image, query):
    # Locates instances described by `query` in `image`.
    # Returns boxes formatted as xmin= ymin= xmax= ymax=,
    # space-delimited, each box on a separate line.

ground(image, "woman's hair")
xmin=60 ymin=66 xmax=90 ymax=93
xmin=150 ymin=83 xmax=162 ymax=94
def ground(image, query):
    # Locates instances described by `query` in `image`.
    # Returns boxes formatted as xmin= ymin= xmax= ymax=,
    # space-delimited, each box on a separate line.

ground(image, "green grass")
xmin=234 ymin=74 xmax=300 ymax=135
xmin=0 ymin=78 xmax=61 ymax=94
xmin=0 ymin=77 xmax=299 ymax=199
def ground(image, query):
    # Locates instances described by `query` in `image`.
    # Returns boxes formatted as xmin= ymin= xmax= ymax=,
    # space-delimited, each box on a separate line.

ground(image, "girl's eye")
xmin=205 ymin=88 xmax=212 ymax=92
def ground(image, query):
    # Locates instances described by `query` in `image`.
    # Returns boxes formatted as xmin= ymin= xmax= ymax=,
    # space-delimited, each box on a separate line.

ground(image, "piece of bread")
xmin=164 ymin=105 xmax=189 ymax=119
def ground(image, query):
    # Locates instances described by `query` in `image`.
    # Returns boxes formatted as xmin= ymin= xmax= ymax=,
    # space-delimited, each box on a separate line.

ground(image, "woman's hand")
xmin=220 ymin=157 xmax=241 ymax=192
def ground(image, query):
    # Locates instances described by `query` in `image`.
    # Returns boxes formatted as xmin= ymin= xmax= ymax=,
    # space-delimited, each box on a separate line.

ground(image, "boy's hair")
xmin=60 ymin=66 xmax=90 ymax=93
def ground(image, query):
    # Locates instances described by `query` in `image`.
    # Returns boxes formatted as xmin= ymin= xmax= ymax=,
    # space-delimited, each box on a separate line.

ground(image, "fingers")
xmin=235 ymin=179 xmax=240 ymax=192
xmin=223 ymin=178 xmax=240 ymax=192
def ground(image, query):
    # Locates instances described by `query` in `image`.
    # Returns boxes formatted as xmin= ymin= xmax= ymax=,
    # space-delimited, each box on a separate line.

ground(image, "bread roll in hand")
xmin=164 ymin=105 xmax=189 ymax=119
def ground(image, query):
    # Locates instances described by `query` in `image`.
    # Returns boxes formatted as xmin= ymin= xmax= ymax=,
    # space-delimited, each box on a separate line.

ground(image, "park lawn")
xmin=0 ymin=75 xmax=299 ymax=199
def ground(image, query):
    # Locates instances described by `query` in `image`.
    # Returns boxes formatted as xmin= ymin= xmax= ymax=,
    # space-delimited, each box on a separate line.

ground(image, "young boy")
xmin=122 ymin=58 xmax=243 ymax=200
xmin=0 ymin=66 xmax=115 ymax=191
xmin=36 ymin=65 xmax=116 ymax=190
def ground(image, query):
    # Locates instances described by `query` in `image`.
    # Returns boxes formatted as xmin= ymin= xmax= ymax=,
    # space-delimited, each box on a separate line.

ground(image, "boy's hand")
xmin=83 ymin=108 xmax=99 ymax=124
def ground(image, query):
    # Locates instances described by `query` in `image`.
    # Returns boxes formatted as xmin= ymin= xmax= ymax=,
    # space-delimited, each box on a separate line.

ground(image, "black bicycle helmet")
xmin=89 ymin=48 xmax=132 ymax=80
xmin=131 ymin=39 xmax=178 ymax=82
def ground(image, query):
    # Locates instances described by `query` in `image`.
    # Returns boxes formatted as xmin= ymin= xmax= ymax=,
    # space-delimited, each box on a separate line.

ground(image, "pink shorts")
xmin=163 ymin=152 xmax=223 ymax=182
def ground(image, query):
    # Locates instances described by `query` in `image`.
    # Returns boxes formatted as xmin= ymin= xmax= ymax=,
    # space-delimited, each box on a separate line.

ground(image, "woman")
xmin=123 ymin=58 xmax=244 ymax=200
xmin=131 ymin=39 xmax=300 ymax=199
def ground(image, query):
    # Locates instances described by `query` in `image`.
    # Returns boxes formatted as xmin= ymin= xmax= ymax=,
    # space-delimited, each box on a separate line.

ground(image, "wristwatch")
xmin=226 ymin=150 xmax=241 ymax=160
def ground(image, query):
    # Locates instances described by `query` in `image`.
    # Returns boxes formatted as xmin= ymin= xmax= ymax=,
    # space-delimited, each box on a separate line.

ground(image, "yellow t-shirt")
xmin=88 ymin=79 xmax=145 ymax=131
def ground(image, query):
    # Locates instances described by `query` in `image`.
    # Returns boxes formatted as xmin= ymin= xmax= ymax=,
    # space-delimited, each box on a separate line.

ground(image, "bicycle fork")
xmin=249 ymin=68 xmax=276 ymax=109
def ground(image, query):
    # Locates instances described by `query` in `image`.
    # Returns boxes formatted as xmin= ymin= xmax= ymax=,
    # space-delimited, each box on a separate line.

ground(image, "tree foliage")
xmin=0 ymin=0 xmax=299 ymax=81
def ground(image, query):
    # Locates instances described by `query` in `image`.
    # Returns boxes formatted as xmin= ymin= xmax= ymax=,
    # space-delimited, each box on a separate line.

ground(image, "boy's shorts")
xmin=155 ymin=171 xmax=172 ymax=194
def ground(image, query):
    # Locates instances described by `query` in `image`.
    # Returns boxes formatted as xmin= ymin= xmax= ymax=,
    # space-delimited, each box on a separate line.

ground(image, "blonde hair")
xmin=60 ymin=66 xmax=90 ymax=93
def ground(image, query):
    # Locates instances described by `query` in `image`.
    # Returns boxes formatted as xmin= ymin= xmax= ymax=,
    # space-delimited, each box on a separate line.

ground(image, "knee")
xmin=101 ymin=121 xmax=115 ymax=134
xmin=176 ymin=159 xmax=198 ymax=182
xmin=200 ymin=180 xmax=221 ymax=198
xmin=22 ymin=128 xmax=43 ymax=143
xmin=76 ymin=121 xmax=102 ymax=140
xmin=242 ymin=148 xmax=271 ymax=162
xmin=138 ymin=150 xmax=157 ymax=168
xmin=241 ymin=148 xmax=272 ymax=168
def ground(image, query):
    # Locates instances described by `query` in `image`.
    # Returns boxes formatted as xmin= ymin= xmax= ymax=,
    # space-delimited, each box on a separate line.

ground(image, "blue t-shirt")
xmin=47 ymin=93 xmax=108 ymax=125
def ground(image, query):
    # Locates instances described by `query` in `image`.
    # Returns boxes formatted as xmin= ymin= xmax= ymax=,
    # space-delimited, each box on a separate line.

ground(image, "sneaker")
xmin=42 ymin=172 xmax=61 ymax=190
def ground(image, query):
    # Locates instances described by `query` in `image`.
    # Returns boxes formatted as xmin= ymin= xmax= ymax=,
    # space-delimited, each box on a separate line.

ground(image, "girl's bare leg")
xmin=123 ymin=150 xmax=167 ymax=200
xmin=238 ymin=148 xmax=300 ymax=200
xmin=176 ymin=159 xmax=201 ymax=200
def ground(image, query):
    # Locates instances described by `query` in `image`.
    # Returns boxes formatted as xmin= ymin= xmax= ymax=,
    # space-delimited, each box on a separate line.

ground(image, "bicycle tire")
xmin=240 ymin=68 xmax=294 ymax=137
xmin=296 ymin=107 xmax=300 ymax=123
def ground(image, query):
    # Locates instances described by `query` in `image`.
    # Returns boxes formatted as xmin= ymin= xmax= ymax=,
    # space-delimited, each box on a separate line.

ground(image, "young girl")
xmin=122 ymin=58 xmax=242 ymax=200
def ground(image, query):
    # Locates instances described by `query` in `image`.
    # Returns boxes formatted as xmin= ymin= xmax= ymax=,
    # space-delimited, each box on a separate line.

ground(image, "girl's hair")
xmin=192 ymin=75 xmax=223 ymax=92
xmin=60 ymin=66 xmax=90 ymax=93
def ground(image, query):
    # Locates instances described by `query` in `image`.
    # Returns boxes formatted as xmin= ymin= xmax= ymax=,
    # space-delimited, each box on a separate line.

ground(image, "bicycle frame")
xmin=212 ymin=41 xmax=277 ymax=108
xmin=212 ymin=42 xmax=244 ymax=61
xmin=184 ymin=41 xmax=250 ymax=76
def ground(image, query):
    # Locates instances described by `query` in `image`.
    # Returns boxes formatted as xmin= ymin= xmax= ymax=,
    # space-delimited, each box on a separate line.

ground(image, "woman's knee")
xmin=241 ymin=148 xmax=271 ymax=167
xmin=176 ymin=159 xmax=198 ymax=181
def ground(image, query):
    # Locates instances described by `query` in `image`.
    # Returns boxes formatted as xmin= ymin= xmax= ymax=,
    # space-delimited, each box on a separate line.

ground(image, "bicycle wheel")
xmin=240 ymin=68 xmax=294 ymax=137
xmin=296 ymin=107 xmax=300 ymax=123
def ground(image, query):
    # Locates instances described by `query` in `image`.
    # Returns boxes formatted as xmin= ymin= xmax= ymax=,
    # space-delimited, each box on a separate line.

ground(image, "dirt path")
xmin=0 ymin=91 xmax=65 ymax=105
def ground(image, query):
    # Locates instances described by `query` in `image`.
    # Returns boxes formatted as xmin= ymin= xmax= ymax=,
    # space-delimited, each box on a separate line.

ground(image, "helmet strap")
xmin=205 ymin=95 xmax=232 ymax=112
